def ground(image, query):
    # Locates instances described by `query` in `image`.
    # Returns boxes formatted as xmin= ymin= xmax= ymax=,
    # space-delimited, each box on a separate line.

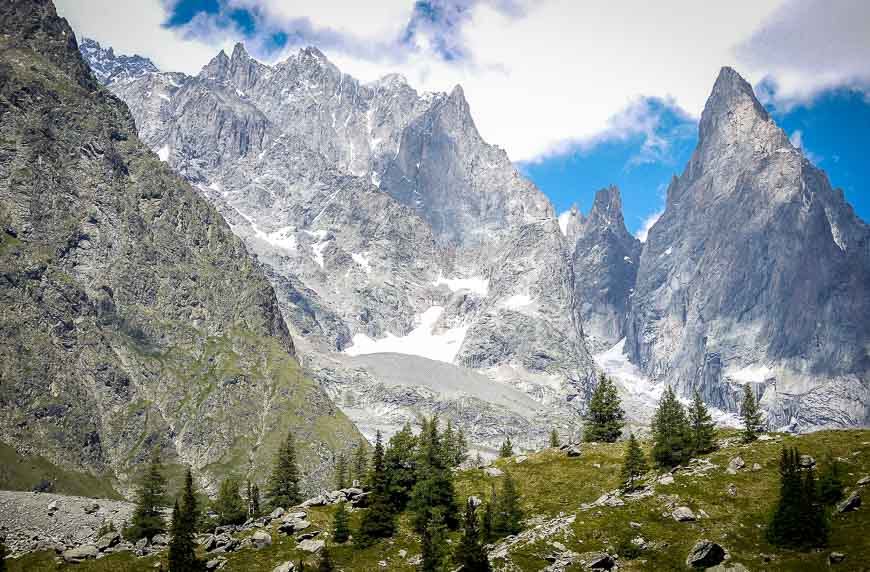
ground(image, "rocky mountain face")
xmin=78 ymin=37 xmax=157 ymax=86
xmin=565 ymin=186 xmax=642 ymax=352
xmin=625 ymin=68 xmax=870 ymax=430
xmin=0 ymin=0 xmax=361 ymax=496
xmin=86 ymin=41 xmax=597 ymax=448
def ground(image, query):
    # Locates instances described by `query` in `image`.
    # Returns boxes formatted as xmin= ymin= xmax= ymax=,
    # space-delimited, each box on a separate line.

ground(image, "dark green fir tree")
xmin=549 ymin=428 xmax=560 ymax=448
xmin=498 ymin=436 xmax=514 ymax=458
xmin=213 ymin=478 xmax=247 ymax=526
xmin=384 ymin=422 xmax=418 ymax=511
xmin=168 ymin=467 xmax=202 ymax=572
xmin=455 ymin=497 xmax=491 ymax=572
xmin=739 ymin=385 xmax=764 ymax=443
xmin=583 ymin=374 xmax=625 ymax=443
xmin=687 ymin=390 xmax=716 ymax=454
xmin=356 ymin=431 xmax=396 ymax=545
xmin=409 ymin=417 xmax=460 ymax=534
xmin=268 ymin=431 xmax=302 ymax=509
xmin=494 ymin=472 xmax=523 ymax=537
xmin=128 ymin=448 xmax=167 ymax=541
xmin=335 ymin=453 xmax=349 ymax=490
xmin=652 ymin=386 xmax=691 ymax=468
xmin=420 ymin=509 xmax=451 ymax=572
xmin=621 ymin=433 xmax=648 ymax=490
xmin=332 ymin=501 xmax=351 ymax=543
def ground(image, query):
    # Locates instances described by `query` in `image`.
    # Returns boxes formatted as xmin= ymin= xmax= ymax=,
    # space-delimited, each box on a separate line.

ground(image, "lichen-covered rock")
xmin=686 ymin=539 xmax=726 ymax=568
xmin=62 ymin=544 xmax=99 ymax=563
xmin=672 ymin=507 xmax=696 ymax=522
xmin=837 ymin=490 xmax=861 ymax=513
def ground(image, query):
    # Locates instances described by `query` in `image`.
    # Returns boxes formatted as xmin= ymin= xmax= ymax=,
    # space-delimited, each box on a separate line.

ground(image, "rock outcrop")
xmin=0 ymin=0 xmax=361 ymax=496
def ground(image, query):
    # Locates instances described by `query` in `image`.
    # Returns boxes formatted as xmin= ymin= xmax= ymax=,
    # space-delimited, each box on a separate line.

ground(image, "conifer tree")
xmin=247 ymin=481 xmax=261 ymax=518
xmin=498 ymin=436 xmax=514 ymax=458
xmin=739 ymin=385 xmax=764 ymax=443
xmin=819 ymin=455 xmax=845 ymax=505
xmin=549 ymin=428 xmax=560 ymax=448
xmin=410 ymin=417 xmax=460 ymax=534
xmin=335 ymin=453 xmax=348 ymax=490
xmin=356 ymin=431 xmax=396 ymax=545
xmin=332 ymin=501 xmax=351 ymax=543
xmin=268 ymin=431 xmax=301 ymax=509
xmin=583 ymin=374 xmax=625 ymax=443
xmin=168 ymin=467 xmax=202 ymax=572
xmin=420 ymin=509 xmax=451 ymax=572
xmin=687 ymin=391 xmax=716 ymax=454
xmin=455 ymin=498 xmax=491 ymax=572
xmin=213 ymin=478 xmax=247 ymax=526
xmin=353 ymin=440 xmax=368 ymax=486
xmin=453 ymin=428 xmax=469 ymax=467
xmin=651 ymin=386 xmax=691 ymax=468
xmin=384 ymin=422 xmax=418 ymax=511
xmin=318 ymin=545 xmax=334 ymax=572
xmin=129 ymin=448 xmax=168 ymax=541
xmin=443 ymin=420 xmax=457 ymax=466
xmin=494 ymin=472 xmax=523 ymax=537
xmin=481 ymin=484 xmax=496 ymax=544
xmin=620 ymin=433 xmax=648 ymax=490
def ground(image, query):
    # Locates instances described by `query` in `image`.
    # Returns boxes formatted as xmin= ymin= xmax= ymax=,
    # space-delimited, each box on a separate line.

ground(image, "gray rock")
xmin=515 ymin=455 xmax=528 ymax=464
xmin=672 ymin=507 xmax=696 ymax=522
xmin=151 ymin=534 xmax=168 ymax=546
xmin=829 ymin=552 xmax=846 ymax=564
xmin=837 ymin=490 xmax=861 ymax=513
xmin=272 ymin=562 xmax=296 ymax=572
xmin=686 ymin=539 xmax=726 ymax=568
xmin=297 ymin=539 xmax=325 ymax=554
xmin=251 ymin=530 xmax=272 ymax=549
xmin=658 ymin=474 xmax=675 ymax=485
xmin=468 ymin=495 xmax=483 ymax=507
xmin=727 ymin=484 xmax=737 ymax=497
xmin=751 ymin=463 xmax=762 ymax=472
xmin=857 ymin=476 xmax=870 ymax=486
xmin=269 ymin=507 xmax=285 ymax=519
xmin=579 ymin=551 xmax=616 ymax=570
xmin=727 ymin=457 xmax=745 ymax=473
xmin=799 ymin=455 xmax=816 ymax=468
xmin=62 ymin=545 xmax=99 ymax=563
xmin=484 ymin=467 xmax=504 ymax=477
xmin=96 ymin=532 xmax=120 ymax=552
xmin=134 ymin=538 xmax=148 ymax=551
xmin=566 ymin=445 xmax=583 ymax=458
xmin=629 ymin=521 xmax=642 ymax=529
xmin=206 ymin=557 xmax=227 ymax=571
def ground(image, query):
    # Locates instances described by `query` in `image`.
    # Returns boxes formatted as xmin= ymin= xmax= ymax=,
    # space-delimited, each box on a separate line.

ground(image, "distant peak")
xmin=231 ymin=42 xmax=250 ymax=60
xmin=449 ymin=84 xmax=465 ymax=101
xmin=301 ymin=46 xmax=328 ymax=61
xmin=699 ymin=66 xmax=769 ymax=140
xmin=586 ymin=186 xmax=626 ymax=230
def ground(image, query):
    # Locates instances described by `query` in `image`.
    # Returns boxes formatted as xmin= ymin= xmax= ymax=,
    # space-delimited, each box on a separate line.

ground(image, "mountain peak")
xmin=699 ymin=66 xmax=769 ymax=141
xmin=586 ymin=185 xmax=627 ymax=230
xmin=231 ymin=42 xmax=250 ymax=62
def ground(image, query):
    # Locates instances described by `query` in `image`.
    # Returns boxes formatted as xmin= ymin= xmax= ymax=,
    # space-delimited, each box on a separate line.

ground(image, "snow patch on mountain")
xmin=433 ymin=273 xmax=489 ymax=297
xmin=345 ymin=306 xmax=468 ymax=363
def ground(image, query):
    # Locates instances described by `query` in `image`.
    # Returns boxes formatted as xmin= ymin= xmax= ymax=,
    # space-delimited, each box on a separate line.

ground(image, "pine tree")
xmin=247 ymin=481 xmax=261 ymax=518
xmin=739 ymin=385 xmax=764 ymax=443
xmin=213 ymin=478 xmax=247 ymax=526
xmin=168 ymin=467 xmax=202 ymax=572
xmin=494 ymin=472 xmax=523 ymax=537
xmin=819 ymin=455 xmax=845 ymax=505
xmin=687 ymin=391 xmax=716 ymax=454
xmin=651 ymin=386 xmax=691 ymax=468
xmin=317 ymin=545 xmax=334 ymax=572
xmin=481 ymin=484 xmax=496 ymax=544
xmin=453 ymin=428 xmax=469 ymax=467
xmin=335 ymin=453 xmax=348 ymax=490
xmin=768 ymin=447 xmax=829 ymax=549
xmin=420 ymin=509 xmax=451 ymax=572
xmin=268 ymin=431 xmax=302 ymax=509
xmin=549 ymin=428 xmax=560 ymax=448
xmin=128 ymin=448 xmax=168 ymax=541
xmin=384 ymin=422 xmax=418 ymax=511
xmin=455 ymin=498 xmax=491 ymax=572
xmin=620 ymin=433 xmax=648 ymax=490
xmin=332 ymin=501 xmax=351 ymax=543
xmin=583 ymin=374 xmax=625 ymax=443
xmin=356 ymin=431 xmax=396 ymax=545
xmin=409 ymin=417 xmax=460 ymax=534
xmin=443 ymin=420 xmax=457 ymax=467
xmin=353 ymin=440 xmax=368 ymax=486
xmin=498 ymin=436 xmax=514 ymax=458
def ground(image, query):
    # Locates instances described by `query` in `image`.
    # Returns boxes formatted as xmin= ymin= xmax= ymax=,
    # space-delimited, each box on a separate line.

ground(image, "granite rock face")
xmin=0 ymin=0 xmax=361 ymax=496
xmin=625 ymin=67 xmax=870 ymax=430
xmin=567 ymin=186 xmax=641 ymax=351
xmin=83 ymin=39 xmax=597 ymax=441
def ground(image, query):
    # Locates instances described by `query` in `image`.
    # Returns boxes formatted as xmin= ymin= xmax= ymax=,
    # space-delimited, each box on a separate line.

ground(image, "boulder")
xmin=727 ymin=484 xmax=737 ymax=497
xmin=799 ymin=455 xmax=816 ymax=468
xmin=686 ymin=539 xmax=726 ymax=568
xmin=837 ymin=490 xmax=861 ymax=513
xmin=343 ymin=488 xmax=364 ymax=498
xmin=515 ymin=455 xmax=528 ymax=464
xmin=659 ymin=475 xmax=675 ymax=485
xmin=566 ymin=445 xmax=583 ymax=457
xmin=47 ymin=500 xmax=59 ymax=513
xmin=62 ymin=545 xmax=99 ymax=563
xmin=579 ymin=551 xmax=615 ymax=570
xmin=629 ymin=521 xmax=642 ymax=529
xmin=83 ymin=502 xmax=100 ymax=514
xmin=350 ymin=491 xmax=370 ymax=507
xmin=484 ymin=467 xmax=504 ymax=477
xmin=829 ymin=552 xmax=846 ymax=564
xmin=134 ymin=538 xmax=148 ymax=551
xmin=273 ymin=562 xmax=296 ymax=572
xmin=672 ymin=507 xmax=696 ymax=522
xmin=857 ymin=476 xmax=870 ymax=486
xmin=468 ymin=495 xmax=483 ymax=507
xmin=297 ymin=539 xmax=325 ymax=554
xmin=301 ymin=495 xmax=327 ymax=508
xmin=269 ymin=507 xmax=285 ymax=520
xmin=726 ymin=457 xmax=745 ymax=474
xmin=295 ymin=531 xmax=320 ymax=541
xmin=251 ymin=530 xmax=273 ymax=549
xmin=96 ymin=531 xmax=121 ymax=552
xmin=206 ymin=557 xmax=227 ymax=571
xmin=151 ymin=533 xmax=168 ymax=546
xmin=751 ymin=463 xmax=762 ymax=472
xmin=284 ymin=511 xmax=308 ymax=521
xmin=279 ymin=519 xmax=311 ymax=534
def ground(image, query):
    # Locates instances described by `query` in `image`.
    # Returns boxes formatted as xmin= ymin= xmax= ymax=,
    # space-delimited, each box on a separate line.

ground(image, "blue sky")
xmin=57 ymin=0 xmax=870 ymax=237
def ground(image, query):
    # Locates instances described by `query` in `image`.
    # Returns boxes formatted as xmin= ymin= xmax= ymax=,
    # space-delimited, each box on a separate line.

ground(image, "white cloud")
xmin=735 ymin=0 xmax=870 ymax=107
xmin=789 ymin=129 xmax=803 ymax=148
xmin=55 ymin=0 xmax=238 ymax=75
xmin=636 ymin=209 xmax=663 ymax=243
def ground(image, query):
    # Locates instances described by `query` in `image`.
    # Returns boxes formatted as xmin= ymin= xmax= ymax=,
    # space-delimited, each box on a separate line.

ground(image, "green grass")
xmin=6 ymin=429 xmax=870 ymax=571
xmin=0 ymin=442 xmax=122 ymax=499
